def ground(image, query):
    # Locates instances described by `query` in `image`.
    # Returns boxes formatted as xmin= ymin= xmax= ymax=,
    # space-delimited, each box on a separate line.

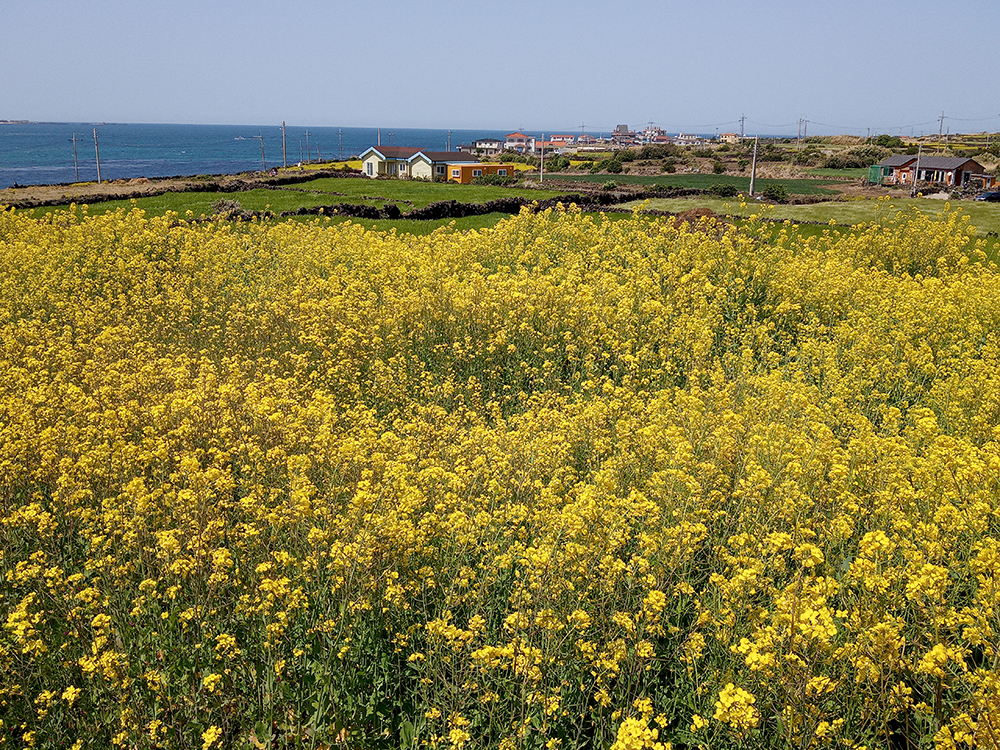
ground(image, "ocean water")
xmin=0 ymin=123 xmax=514 ymax=189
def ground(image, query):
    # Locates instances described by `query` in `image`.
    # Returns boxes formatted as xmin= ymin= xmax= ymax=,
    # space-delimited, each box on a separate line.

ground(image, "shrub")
xmin=823 ymin=145 xmax=890 ymax=169
xmin=637 ymin=144 xmax=681 ymax=160
xmin=471 ymin=174 xmax=520 ymax=186
xmin=875 ymin=134 xmax=905 ymax=149
xmin=601 ymin=180 xmax=618 ymax=190
xmin=542 ymin=155 xmax=571 ymax=173
xmin=712 ymin=161 xmax=726 ymax=174
xmin=759 ymin=144 xmax=788 ymax=162
xmin=761 ymin=184 xmax=788 ymax=203
xmin=708 ymin=183 xmax=739 ymax=197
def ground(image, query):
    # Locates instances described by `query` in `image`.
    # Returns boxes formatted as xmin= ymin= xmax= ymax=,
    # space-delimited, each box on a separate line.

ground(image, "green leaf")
xmin=401 ymin=718 xmax=415 ymax=749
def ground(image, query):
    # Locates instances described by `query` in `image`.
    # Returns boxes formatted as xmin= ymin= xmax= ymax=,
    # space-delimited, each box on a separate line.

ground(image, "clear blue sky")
xmin=3 ymin=0 xmax=998 ymax=136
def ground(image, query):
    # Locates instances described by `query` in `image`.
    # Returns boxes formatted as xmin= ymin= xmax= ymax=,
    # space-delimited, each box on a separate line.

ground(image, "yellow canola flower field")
xmin=2 ymin=202 xmax=1000 ymax=750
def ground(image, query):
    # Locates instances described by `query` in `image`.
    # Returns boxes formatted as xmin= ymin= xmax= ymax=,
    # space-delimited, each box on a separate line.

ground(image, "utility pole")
xmin=739 ymin=113 xmax=746 ymax=141
xmin=377 ymin=128 xmax=381 ymax=147
xmin=298 ymin=141 xmax=303 ymax=169
xmin=281 ymin=121 xmax=287 ymax=169
xmin=304 ymin=130 xmax=311 ymax=163
xmin=388 ymin=131 xmax=393 ymax=147
xmin=316 ymin=143 xmax=322 ymax=162
xmin=256 ymin=131 xmax=266 ymax=171
xmin=539 ymin=133 xmax=544 ymax=183
xmin=939 ymin=111 xmax=945 ymax=142
xmin=338 ymin=129 xmax=343 ymax=161
xmin=911 ymin=143 xmax=923 ymax=197
xmin=447 ymin=130 xmax=452 ymax=151
xmin=69 ymin=133 xmax=80 ymax=182
xmin=93 ymin=128 xmax=102 ymax=184
xmin=749 ymin=135 xmax=759 ymax=197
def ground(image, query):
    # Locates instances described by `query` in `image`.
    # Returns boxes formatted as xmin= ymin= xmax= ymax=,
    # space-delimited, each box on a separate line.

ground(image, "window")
xmin=473 ymin=170 xmax=482 ymax=177
xmin=365 ymin=161 xmax=373 ymax=176
xmin=436 ymin=166 xmax=445 ymax=175
xmin=451 ymin=169 xmax=460 ymax=177
xmin=498 ymin=169 xmax=507 ymax=176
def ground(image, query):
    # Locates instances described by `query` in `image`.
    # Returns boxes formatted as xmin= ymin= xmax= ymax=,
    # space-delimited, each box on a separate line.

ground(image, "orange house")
xmin=447 ymin=163 xmax=515 ymax=184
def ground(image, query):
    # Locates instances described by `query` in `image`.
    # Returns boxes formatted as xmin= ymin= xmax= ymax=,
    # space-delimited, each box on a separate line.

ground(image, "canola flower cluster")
xmin=2 ymin=202 xmax=1000 ymax=749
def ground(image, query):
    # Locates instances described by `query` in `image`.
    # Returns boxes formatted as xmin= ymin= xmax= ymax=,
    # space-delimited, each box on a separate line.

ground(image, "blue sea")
xmin=0 ymin=123 xmax=517 ymax=189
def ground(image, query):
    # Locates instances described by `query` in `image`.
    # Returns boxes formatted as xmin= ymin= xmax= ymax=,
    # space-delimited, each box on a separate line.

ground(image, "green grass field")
xmin=542 ymin=172 xmax=842 ymax=195
xmin=805 ymin=167 xmax=867 ymax=179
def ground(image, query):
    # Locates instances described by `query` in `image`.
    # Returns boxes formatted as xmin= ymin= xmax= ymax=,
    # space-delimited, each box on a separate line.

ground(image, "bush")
xmin=543 ymin=155 xmax=572 ymax=173
xmin=759 ymin=144 xmax=788 ymax=162
xmin=709 ymin=183 xmax=739 ymax=197
xmin=761 ymin=184 xmax=788 ymax=203
xmin=471 ymin=174 xmax=520 ymax=186
xmin=875 ymin=134 xmax=905 ymax=149
xmin=601 ymin=181 xmax=618 ymax=191
xmin=823 ymin=145 xmax=890 ymax=170
xmin=637 ymin=144 xmax=681 ymax=160
xmin=712 ymin=161 xmax=726 ymax=174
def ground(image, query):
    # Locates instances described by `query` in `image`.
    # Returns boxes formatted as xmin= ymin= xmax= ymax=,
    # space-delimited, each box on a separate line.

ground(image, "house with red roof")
xmin=505 ymin=133 xmax=535 ymax=153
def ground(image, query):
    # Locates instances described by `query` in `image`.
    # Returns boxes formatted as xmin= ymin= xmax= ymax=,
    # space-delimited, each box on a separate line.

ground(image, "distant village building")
xmin=674 ymin=133 xmax=706 ymax=147
xmin=505 ymin=133 xmax=534 ymax=153
xmin=612 ymin=125 xmax=636 ymax=146
xmin=719 ymin=133 xmax=740 ymax=144
xmin=460 ymin=138 xmax=504 ymax=155
xmin=641 ymin=125 xmax=667 ymax=144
